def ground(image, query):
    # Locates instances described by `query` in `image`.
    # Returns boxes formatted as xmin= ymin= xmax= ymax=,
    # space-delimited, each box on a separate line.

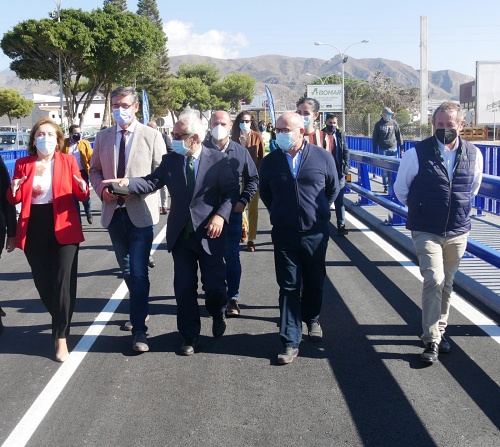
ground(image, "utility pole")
xmin=420 ymin=16 xmax=428 ymax=131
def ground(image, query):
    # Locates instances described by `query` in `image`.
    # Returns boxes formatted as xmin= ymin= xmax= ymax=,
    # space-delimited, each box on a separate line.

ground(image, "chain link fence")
xmin=345 ymin=114 xmax=432 ymax=141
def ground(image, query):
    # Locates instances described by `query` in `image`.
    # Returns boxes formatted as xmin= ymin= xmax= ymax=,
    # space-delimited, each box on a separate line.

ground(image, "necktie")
xmin=116 ymin=130 xmax=127 ymax=206
xmin=184 ymin=156 xmax=195 ymax=237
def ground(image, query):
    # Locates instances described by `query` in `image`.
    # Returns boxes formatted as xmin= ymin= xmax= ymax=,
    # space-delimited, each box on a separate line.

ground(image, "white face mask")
xmin=211 ymin=124 xmax=228 ymax=141
xmin=113 ymin=107 xmax=133 ymax=126
xmin=36 ymin=136 xmax=57 ymax=155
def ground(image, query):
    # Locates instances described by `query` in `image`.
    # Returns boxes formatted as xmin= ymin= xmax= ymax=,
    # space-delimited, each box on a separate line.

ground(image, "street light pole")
xmin=306 ymin=73 xmax=325 ymax=85
xmin=314 ymin=40 xmax=369 ymax=132
xmin=54 ymin=0 xmax=64 ymax=127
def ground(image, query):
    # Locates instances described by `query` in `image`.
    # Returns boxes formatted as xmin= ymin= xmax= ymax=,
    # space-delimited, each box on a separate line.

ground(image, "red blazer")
xmin=7 ymin=152 xmax=89 ymax=250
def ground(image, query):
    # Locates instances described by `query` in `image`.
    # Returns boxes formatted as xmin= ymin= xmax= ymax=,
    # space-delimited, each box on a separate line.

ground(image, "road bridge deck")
xmin=0 ymin=190 xmax=499 ymax=447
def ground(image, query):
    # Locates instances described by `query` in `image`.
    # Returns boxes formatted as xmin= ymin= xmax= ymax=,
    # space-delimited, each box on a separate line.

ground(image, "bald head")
xmin=211 ymin=110 xmax=231 ymax=127
xmin=210 ymin=110 xmax=232 ymax=147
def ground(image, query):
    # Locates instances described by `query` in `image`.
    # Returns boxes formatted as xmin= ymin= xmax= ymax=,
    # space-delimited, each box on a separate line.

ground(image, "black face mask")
xmin=71 ymin=134 xmax=81 ymax=143
xmin=435 ymin=128 xmax=457 ymax=145
xmin=259 ymin=125 xmax=266 ymax=132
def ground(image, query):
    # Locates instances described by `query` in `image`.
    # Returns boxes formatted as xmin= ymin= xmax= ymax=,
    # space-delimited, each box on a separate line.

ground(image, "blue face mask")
xmin=113 ymin=107 xmax=133 ymax=126
xmin=302 ymin=116 xmax=311 ymax=129
xmin=385 ymin=114 xmax=392 ymax=120
xmin=239 ymin=122 xmax=251 ymax=132
xmin=276 ymin=132 xmax=297 ymax=152
xmin=172 ymin=139 xmax=190 ymax=156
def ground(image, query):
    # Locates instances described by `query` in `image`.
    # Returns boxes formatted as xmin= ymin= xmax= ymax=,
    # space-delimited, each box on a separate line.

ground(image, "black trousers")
xmin=24 ymin=204 xmax=79 ymax=338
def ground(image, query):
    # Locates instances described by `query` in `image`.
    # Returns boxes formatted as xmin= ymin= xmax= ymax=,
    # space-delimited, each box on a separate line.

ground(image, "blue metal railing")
xmin=1 ymin=149 xmax=28 ymax=177
xmin=347 ymin=147 xmax=500 ymax=269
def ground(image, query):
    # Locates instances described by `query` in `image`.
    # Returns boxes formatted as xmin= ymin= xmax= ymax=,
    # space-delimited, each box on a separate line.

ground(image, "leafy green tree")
xmin=103 ymin=0 xmax=127 ymax=11
xmin=0 ymin=88 xmax=34 ymax=123
xmin=166 ymin=77 xmax=213 ymax=116
xmin=136 ymin=0 xmax=170 ymax=120
xmin=210 ymin=73 xmax=255 ymax=112
xmin=178 ymin=63 xmax=220 ymax=87
xmin=1 ymin=7 xmax=165 ymax=127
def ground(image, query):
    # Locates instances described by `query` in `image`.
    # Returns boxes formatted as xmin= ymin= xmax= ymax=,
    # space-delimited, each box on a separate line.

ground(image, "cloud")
xmin=164 ymin=20 xmax=248 ymax=59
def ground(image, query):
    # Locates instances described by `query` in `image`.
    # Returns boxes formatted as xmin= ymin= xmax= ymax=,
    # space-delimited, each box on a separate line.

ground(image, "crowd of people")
xmin=0 ymin=89 xmax=482 ymax=366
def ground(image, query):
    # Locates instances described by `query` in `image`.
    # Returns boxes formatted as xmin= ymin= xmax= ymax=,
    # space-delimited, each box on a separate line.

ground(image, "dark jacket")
xmin=259 ymin=141 xmax=339 ymax=232
xmin=406 ymin=137 xmax=478 ymax=237
xmin=204 ymin=139 xmax=259 ymax=206
xmin=321 ymin=127 xmax=350 ymax=185
xmin=372 ymin=118 xmax=403 ymax=152
xmin=128 ymin=146 xmax=239 ymax=254
xmin=0 ymin=157 xmax=16 ymax=255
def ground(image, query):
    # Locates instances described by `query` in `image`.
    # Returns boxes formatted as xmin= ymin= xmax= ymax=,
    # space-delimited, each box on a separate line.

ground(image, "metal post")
xmin=55 ymin=0 xmax=64 ymax=127
xmin=313 ymin=40 xmax=369 ymax=133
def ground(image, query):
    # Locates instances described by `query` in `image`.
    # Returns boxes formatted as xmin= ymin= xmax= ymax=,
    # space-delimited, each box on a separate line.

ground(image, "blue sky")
xmin=1 ymin=0 xmax=498 ymax=77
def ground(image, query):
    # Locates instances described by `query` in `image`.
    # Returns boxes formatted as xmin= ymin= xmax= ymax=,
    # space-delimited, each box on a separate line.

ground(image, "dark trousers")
xmin=24 ymin=204 xmax=79 ymax=339
xmin=334 ymin=186 xmax=346 ymax=227
xmin=271 ymin=225 xmax=329 ymax=348
xmin=172 ymin=233 xmax=227 ymax=339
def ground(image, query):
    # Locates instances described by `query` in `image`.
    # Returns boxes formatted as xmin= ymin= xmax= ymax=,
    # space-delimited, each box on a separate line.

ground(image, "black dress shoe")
xmin=421 ymin=342 xmax=439 ymax=363
xmin=212 ymin=315 xmax=226 ymax=338
xmin=439 ymin=334 xmax=451 ymax=353
xmin=180 ymin=338 xmax=199 ymax=356
xmin=86 ymin=213 xmax=93 ymax=224
xmin=148 ymin=256 xmax=156 ymax=268
xmin=133 ymin=332 xmax=149 ymax=352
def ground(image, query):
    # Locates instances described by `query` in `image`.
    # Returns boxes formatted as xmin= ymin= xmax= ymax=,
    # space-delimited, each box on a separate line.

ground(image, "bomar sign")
xmin=306 ymin=84 xmax=342 ymax=112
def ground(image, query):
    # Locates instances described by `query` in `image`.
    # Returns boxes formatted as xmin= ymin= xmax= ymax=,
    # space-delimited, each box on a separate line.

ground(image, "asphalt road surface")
xmin=1 ymin=193 xmax=499 ymax=447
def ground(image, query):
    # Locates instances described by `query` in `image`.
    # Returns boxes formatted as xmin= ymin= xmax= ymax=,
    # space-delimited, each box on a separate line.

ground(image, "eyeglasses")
xmin=111 ymin=103 xmax=136 ymax=110
xmin=172 ymin=133 xmax=193 ymax=141
xmin=240 ymin=119 xmax=251 ymax=123
xmin=275 ymin=128 xmax=299 ymax=134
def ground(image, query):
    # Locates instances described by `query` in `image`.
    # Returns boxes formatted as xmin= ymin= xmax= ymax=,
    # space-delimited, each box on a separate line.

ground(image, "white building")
xmin=0 ymin=93 xmax=106 ymax=134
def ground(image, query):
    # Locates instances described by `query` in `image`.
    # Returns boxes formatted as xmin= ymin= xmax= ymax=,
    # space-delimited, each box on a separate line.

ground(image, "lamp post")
xmin=314 ymin=40 xmax=369 ymax=131
xmin=54 ymin=0 xmax=64 ymax=126
xmin=306 ymin=73 xmax=325 ymax=85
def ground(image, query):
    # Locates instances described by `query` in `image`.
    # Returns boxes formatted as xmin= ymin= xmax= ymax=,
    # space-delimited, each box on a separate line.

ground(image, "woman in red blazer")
xmin=7 ymin=118 xmax=89 ymax=362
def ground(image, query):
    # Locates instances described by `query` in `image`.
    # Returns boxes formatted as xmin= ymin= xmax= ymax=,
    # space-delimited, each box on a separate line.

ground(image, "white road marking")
xmin=1 ymin=225 xmax=167 ymax=447
xmin=346 ymin=211 xmax=500 ymax=345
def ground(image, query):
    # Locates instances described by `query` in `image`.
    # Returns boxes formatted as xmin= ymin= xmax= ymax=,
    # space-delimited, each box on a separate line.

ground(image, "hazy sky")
xmin=1 ymin=0 xmax=498 ymax=77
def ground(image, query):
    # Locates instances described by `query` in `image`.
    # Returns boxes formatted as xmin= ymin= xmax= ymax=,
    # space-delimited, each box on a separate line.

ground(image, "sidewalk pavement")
xmin=343 ymin=180 xmax=500 ymax=316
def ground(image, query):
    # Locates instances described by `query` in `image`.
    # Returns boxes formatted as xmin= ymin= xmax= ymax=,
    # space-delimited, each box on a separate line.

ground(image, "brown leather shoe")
xmin=241 ymin=227 xmax=248 ymax=242
xmin=247 ymin=240 xmax=255 ymax=252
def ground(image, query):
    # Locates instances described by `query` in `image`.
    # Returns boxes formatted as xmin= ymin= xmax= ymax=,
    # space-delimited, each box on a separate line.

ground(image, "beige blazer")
xmin=89 ymin=122 xmax=166 ymax=228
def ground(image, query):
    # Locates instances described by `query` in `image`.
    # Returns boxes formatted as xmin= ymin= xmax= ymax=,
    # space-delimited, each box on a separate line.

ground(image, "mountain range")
xmin=0 ymin=54 xmax=473 ymax=109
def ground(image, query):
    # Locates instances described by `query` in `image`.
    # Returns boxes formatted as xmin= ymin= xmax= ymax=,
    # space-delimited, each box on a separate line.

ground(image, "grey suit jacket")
xmin=128 ymin=146 xmax=239 ymax=254
xmin=89 ymin=122 xmax=166 ymax=228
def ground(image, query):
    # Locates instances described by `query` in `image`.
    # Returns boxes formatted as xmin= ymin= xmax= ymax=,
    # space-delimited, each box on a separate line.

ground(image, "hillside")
xmin=0 ymin=54 xmax=473 ymax=108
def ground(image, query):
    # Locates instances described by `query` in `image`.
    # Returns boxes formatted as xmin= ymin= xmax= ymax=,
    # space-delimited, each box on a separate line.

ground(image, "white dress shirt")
xmin=394 ymin=138 xmax=483 ymax=206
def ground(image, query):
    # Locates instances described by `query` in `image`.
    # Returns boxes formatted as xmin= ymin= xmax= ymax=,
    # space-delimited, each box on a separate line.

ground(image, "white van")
xmin=0 ymin=132 xmax=30 ymax=150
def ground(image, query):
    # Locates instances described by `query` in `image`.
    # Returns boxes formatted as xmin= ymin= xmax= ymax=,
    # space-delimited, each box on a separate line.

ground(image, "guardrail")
xmin=1 ymin=149 xmax=28 ymax=177
xmin=348 ymin=149 xmax=500 ymax=269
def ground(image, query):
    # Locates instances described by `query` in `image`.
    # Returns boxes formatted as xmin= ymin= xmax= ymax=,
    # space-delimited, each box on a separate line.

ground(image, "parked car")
xmin=0 ymin=132 xmax=30 ymax=151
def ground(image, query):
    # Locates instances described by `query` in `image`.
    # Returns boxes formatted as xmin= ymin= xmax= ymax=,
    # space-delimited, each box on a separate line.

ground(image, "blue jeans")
xmin=73 ymin=170 xmax=91 ymax=221
xmin=107 ymin=209 xmax=154 ymax=335
xmin=225 ymin=212 xmax=243 ymax=301
xmin=271 ymin=225 xmax=329 ymax=348
xmin=382 ymin=148 xmax=398 ymax=187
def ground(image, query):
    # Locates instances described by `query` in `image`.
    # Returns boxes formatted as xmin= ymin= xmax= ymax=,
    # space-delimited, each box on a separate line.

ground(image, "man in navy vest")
xmin=394 ymin=102 xmax=483 ymax=364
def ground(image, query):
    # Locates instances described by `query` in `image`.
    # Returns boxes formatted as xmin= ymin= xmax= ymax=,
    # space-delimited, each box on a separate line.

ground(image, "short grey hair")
xmin=178 ymin=110 xmax=207 ymax=141
xmin=111 ymin=86 xmax=138 ymax=103
xmin=432 ymin=102 xmax=465 ymax=123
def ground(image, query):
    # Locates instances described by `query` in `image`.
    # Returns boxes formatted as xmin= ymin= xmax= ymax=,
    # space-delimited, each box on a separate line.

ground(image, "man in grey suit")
xmin=105 ymin=111 xmax=239 ymax=355
xmin=89 ymin=86 xmax=166 ymax=353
